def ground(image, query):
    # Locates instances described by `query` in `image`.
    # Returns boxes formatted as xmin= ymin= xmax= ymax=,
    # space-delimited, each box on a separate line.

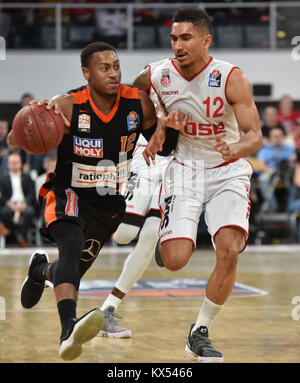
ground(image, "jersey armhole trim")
xmin=224 ymin=66 xmax=239 ymax=105
xmin=145 ymin=64 xmax=152 ymax=96
xmin=72 ymin=87 xmax=89 ymax=104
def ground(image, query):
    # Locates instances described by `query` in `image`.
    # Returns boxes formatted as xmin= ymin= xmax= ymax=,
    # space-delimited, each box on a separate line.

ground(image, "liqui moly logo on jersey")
xmin=161 ymin=68 xmax=171 ymax=87
xmin=73 ymin=136 xmax=103 ymax=158
xmin=208 ymin=70 xmax=222 ymax=87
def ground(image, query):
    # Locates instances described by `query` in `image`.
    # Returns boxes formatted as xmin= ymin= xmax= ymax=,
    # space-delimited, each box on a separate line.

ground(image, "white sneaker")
xmin=59 ymin=308 xmax=104 ymax=360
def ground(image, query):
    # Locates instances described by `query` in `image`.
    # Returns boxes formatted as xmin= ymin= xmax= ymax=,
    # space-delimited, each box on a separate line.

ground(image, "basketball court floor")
xmin=0 ymin=244 xmax=299 ymax=363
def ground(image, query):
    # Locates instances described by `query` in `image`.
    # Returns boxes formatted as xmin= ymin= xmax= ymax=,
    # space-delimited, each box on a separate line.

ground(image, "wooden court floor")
xmin=0 ymin=245 xmax=300 ymax=364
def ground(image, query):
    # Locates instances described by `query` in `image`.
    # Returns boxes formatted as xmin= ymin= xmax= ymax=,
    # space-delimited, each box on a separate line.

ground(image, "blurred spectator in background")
xmin=277 ymin=95 xmax=300 ymax=135
xmin=70 ymin=0 xmax=98 ymax=25
xmin=290 ymin=117 xmax=300 ymax=159
xmin=261 ymin=106 xmax=285 ymax=145
xmin=256 ymin=127 xmax=296 ymax=210
xmin=20 ymin=93 xmax=34 ymax=109
xmin=134 ymin=1 xmax=161 ymax=27
xmin=39 ymin=0 xmax=69 ymax=25
xmin=0 ymin=117 xmax=9 ymax=172
xmin=287 ymin=155 xmax=300 ymax=242
xmin=94 ymin=2 xmax=127 ymax=48
xmin=35 ymin=151 xmax=57 ymax=199
xmin=0 ymin=150 xmax=35 ymax=247
xmin=13 ymin=8 xmax=44 ymax=49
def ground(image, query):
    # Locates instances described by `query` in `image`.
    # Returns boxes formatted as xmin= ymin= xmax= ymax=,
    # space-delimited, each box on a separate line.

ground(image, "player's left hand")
xmin=213 ymin=134 xmax=234 ymax=161
xmin=143 ymin=130 xmax=164 ymax=166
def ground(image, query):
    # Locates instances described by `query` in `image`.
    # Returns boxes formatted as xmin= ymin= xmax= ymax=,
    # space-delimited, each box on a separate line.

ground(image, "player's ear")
xmin=82 ymin=66 xmax=90 ymax=82
xmin=203 ymin=34 xmax=212 ymax=49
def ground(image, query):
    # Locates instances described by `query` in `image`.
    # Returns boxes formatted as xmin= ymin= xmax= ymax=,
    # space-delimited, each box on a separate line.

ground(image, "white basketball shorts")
xmin=158 ymin=158 xmax=253 ymax=252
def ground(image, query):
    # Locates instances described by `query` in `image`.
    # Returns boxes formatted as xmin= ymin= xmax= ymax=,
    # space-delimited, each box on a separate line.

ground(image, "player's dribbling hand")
xmin=163 ymin=110 xmax=191 ymax=130
xmin=29 ymin=99 xmax=70 ymax=128
xmin=213 ymin=134 xmax=234 ymax=161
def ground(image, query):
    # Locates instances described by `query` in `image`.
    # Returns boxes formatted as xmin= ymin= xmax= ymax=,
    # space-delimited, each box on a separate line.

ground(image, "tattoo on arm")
xmin=133 ymin=68 xmax=150 ymax=94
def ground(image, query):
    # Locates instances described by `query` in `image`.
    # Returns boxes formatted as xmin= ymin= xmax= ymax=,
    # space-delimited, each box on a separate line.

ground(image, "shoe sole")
xmin=97 ymin=329 xmax=132 ymax=338
xmin=20 ymin=251 xmax=49 ymax=308
xmin=185 ymin=344 xmax=224 ymax=363
xmin=59 ymin=309 xmax=104 ymax=361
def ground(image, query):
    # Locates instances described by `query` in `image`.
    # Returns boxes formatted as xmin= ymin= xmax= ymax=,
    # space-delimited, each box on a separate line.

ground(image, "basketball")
xmin=12 ymin=104 xmax=65 ymax=154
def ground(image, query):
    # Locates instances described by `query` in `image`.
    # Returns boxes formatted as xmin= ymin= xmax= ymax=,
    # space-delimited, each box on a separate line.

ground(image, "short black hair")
xmin=8 ymin=148 xmax=22 ymax=158
xmin=80 ymin=42 xmax=117 ymax=68
xmin=20 ymin=93 xmax=34 ymax=101
xmin=173 ymin=6 xmax=212 ymax=33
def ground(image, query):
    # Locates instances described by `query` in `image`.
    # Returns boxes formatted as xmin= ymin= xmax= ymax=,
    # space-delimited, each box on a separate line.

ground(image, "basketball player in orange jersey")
xmin=8 ymin=42 xmax=188 ymax=361
xmin=143 ymin=6 xmax=262 ymax=362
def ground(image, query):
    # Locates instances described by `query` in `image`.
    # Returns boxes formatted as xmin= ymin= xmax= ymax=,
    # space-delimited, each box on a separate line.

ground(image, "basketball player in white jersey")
xmin=98 ymin=60 xmax=175 ymax=338
xmin=143 ymin=6 xmax=262 ymax=362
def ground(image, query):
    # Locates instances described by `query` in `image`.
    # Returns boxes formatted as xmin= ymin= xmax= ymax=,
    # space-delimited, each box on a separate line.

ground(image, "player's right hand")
xmin=163 ymin=109 xmax=191 ymax=130
xmin=29 ymin=99 xmax=70 ymax=128
xmin=143 ymin=132 xmax=164 ymax=166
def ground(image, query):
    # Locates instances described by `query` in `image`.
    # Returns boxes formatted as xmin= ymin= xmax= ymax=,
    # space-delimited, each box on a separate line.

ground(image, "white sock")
xmin=101 ymin=294 xmax=122 ymax=312
xmin=192 ymin=296 xmax=223 ymax=333
xmin=114 ymin=217 xmax=160 ymax=293
xmin=101 ymin=218 xmax=160 ymax=312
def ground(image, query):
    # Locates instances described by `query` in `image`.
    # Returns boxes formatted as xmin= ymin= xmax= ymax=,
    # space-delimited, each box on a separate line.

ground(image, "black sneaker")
xmin=154 ymin=241 xmax=165 ymax=267
xmin=59 ymin=308 xmax=104 ymax=361
xmin=20 ymin=250 xmax=49 ymax=309
xmin=185 ymin=324 xmax=224 ymax=363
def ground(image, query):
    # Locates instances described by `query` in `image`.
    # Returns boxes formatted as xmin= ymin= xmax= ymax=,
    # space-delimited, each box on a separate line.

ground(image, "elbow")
xmin=256 ymin=130 xmax=263 ymax=151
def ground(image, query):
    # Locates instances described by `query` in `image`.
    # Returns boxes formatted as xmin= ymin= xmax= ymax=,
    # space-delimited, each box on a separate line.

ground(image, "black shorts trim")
xmin=145 ymin=208 xmax=161 ymax=220
xmin=122 ymin=212 xmax=145 ymax=228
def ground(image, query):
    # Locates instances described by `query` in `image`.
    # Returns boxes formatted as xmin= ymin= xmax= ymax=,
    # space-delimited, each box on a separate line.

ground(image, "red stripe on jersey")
xmin=171 ymin=56 xmax=213 ymax=82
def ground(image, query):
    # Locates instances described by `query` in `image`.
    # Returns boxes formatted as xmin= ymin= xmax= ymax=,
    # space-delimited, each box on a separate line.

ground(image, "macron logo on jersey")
xmin=208 ymin=70 xmax=222 ymax=87
xmin=73 ymin=136 xmax=103 ymax=158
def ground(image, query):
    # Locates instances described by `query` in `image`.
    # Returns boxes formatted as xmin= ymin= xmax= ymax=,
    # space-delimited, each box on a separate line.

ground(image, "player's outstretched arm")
xmin=213 ymin=68 xmax=262 ymax=161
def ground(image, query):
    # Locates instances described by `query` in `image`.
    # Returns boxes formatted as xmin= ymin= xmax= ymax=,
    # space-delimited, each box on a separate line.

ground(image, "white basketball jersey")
xmin=151 ymin=57 xmax=240 ymax=168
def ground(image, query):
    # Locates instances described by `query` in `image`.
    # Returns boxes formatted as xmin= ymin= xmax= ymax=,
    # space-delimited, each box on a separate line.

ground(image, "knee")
xmin=161 ymin=246 xmax=192 ymax=271
xmin=49 ymin=221 xmax=85 ymax=248
xmin=216 ymin=246 xmax=239 ymax=272
xmin=113 ymin=223 xmax=140 ymax=244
